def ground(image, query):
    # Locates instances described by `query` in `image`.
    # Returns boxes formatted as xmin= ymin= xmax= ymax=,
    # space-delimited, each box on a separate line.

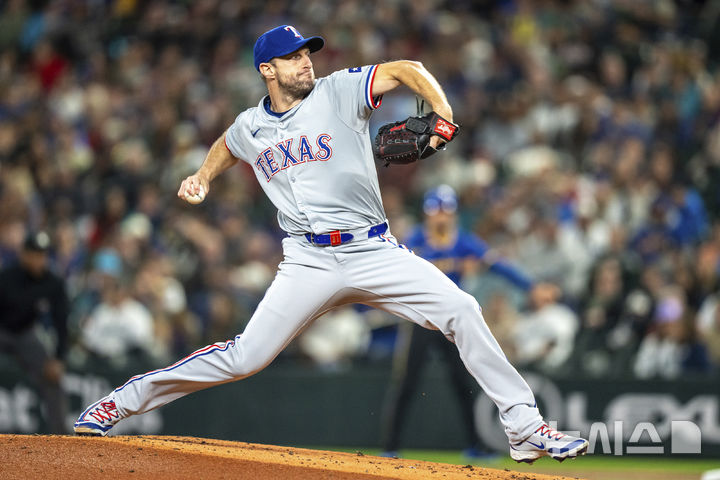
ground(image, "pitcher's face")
xmin=270 ymin=47 xmax=315 ymax=99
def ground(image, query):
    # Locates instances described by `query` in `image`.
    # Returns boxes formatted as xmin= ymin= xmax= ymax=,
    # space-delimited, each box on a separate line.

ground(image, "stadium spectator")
xmin=80 ymin=249 xmax=162 ymax=366
xmin=0 ymin=0 xmax=717 ymax=379
xmin=634 ymin=289 xmax=713 ymax=379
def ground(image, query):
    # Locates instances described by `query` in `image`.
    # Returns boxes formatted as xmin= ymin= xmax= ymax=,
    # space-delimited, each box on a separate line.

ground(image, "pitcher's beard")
xmin=278 ymin=74 xmax=315 ymax=100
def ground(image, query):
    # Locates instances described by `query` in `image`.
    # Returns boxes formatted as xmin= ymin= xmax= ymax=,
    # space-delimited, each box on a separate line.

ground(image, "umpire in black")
xmin=0 ymin=231 xmax=69 ymax=433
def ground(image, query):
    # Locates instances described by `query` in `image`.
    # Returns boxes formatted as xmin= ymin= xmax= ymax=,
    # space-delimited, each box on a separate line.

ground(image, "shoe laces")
xmin=88 ymin=400 xmax=119 ymax=424
xmin=535 ymin=424 xmax=566 ymax=441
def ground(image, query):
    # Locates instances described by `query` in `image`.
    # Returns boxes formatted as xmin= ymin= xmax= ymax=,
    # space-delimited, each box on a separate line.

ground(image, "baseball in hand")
xmin=184 ymin=186 xmax=206 ymax=204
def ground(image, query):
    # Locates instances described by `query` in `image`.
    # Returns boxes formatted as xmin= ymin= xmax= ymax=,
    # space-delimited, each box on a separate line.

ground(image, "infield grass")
xmin=318 ymin=447 xmax=719 ymax=480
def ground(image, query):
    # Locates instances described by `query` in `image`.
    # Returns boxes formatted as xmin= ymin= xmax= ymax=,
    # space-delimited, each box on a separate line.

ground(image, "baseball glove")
xmin=373 ymin=112 xmax=459 ymax=166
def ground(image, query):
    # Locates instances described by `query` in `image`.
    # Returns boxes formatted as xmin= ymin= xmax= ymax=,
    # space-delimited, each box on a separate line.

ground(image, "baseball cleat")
xmin=73 ymin=394 xmax=122 ymax=436
xmin=510 ymin=424 xmax=589 ymax=464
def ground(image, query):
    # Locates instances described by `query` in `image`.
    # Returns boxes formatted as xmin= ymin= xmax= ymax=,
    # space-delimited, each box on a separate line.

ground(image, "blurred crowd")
xmin=1 ymin=0 xmax=720 ymax=380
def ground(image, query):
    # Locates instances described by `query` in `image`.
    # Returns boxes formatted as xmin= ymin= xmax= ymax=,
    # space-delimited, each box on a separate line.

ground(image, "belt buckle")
xmin=329 ymin=230 xmax=341 ymax=246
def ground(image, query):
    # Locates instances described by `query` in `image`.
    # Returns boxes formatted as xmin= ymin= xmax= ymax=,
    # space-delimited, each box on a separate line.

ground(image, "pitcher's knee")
xmin=449 ymin=291 xmax=484 ymax=324
xmin=230 ymin=357 xmax=269 ymax=378
xmin=454 ymin=292 xmax=482 ymax=317
xmin=228 ymin=343 xmax=274 ymax=379
xmin=432 ymin=292 xmax=480 ymax=335
xmin=229 ymin=363 xmax=255 ymax=379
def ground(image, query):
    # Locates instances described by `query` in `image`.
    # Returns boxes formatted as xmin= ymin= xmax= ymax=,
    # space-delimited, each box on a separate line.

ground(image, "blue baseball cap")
xmin=254 ymin=25 xmax=324 ymax=71
xmin=423 ymin=185 xmax=458 ymax=215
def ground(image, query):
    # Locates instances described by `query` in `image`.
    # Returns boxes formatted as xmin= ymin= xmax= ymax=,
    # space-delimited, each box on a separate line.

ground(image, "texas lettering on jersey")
xmin=254 ymin=133 xmax=333 ymax=181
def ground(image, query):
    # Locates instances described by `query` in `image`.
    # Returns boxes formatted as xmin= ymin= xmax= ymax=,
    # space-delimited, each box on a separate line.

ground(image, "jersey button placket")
xmin=288 ymin=175 xmax=310 ymax=222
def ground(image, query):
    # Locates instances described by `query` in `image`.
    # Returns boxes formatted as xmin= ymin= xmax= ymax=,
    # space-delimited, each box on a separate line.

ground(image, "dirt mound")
xmin=0 ymin=434 xmax=580 ymax=479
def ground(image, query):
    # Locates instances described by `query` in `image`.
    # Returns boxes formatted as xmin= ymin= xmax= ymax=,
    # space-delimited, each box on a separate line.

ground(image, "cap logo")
xmin=254 ymin=25 xmax=324 ymax=71
xmin=284 ymin=26 xmax=302 ymax=38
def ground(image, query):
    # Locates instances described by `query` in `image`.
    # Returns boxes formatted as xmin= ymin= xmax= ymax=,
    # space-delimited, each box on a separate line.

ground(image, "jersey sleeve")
xmin=463 ymin=233 xmax=534 ymax=291
xmin=224 ymin=111 xmax=250 ymax=162
xmin=461 ymin=232 xmax=532 ymax=290
xmin=325 ymin=65 xmax=383 ymax=130
xmin=461 ymin=233 xmax=490 ymax=258
xmin=488 ymin=260 xmax=534 ymax=291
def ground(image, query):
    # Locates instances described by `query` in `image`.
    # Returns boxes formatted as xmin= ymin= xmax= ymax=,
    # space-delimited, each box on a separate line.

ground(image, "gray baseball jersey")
xmin=225 ymin=65 xmax=386 ymax=235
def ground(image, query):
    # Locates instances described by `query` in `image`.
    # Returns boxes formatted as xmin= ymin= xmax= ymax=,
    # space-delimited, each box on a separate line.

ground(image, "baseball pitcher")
xmin=74 ymin=25 xmax=588 ymax=464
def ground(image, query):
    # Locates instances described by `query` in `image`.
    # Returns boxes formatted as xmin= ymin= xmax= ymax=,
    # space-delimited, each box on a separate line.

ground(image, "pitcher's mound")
xmin=0 ymin=434 xmax=581 ymax=479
